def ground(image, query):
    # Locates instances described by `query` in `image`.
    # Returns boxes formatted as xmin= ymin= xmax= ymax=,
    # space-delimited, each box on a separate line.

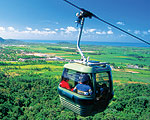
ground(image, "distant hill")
xmin=4 ymin=39 xmax=25 ymax=44
xmin=0 ymin=37 xmax=5 ymax=43
xmin=58 ymin=41 xmax=72 ymax=44
xmin=0 ymin=37 xmax=25 ymax=44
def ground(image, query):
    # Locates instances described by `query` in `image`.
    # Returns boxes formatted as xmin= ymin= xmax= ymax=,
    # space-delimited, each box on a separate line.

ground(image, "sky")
xmin=0 ymin=0 xmax=150 ymax=43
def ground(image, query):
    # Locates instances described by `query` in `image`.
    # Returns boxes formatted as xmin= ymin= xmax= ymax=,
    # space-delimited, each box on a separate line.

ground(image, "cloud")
xmin=148 ymin=30 xmax=150 ymax=33
xmin=83 ymin=29 xmax=96 ymax=34
xmin=134 ymin=30 xmax=140 ymax=34
xmin=143 ymin=31 xmax=148 ymax=35
xmin=31 ymin=29 xmax=40 ymax=34
xmin=8 ymin=27 xmax=15 ymax=31
xmin=88 ymin=29 xmax=96 ymax=32
xmin=13 ymin=28 xmax=57 ymax=36
xmin=47 ymin=31 xmax=57 ymax=34
xmin=26 ymin=27 xmax=32 ymax=31
xmin=65 ymin=26 xmax=77 ymax=33
xmin=108 ymin=27 xmax=112 ymax=30
xmin=107 ymin=30 xmax=113 ymax=34
xmin=127 ymin=29 xmax=131 ymax=32
xmin=60 ymin=28 xmax=65 ymax=31
xmin=60 ymin=26 xmax=77 ymax=33
xmin=43 ymin=28 xmax=50 ymax=31
xmin=83 ymin=29 xmax=88 ymax=34
xmin=0 ymin=25 xmax=120 ymax=40
xmin=29 ymin=29 xmax=56 ymax=35
xmin=55 ymin=22 xmax=59 ymax=24
xmin=21 ymin=31 xmax=30 ymax=34
xmin=96 ymin=30 xmax=113 ymax=35
xmin=116 ymin=21 xmax=125 ymax=25
xmin=119 ymin=34 xmax=126 ymax=37
xmin=96 ymin=31 xmax=106 ymax=35
xmin=0 ymin=27 xmax=5 ymax=31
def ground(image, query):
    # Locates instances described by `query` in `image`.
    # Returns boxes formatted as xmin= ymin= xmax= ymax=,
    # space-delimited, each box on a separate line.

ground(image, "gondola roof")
xmin=64 ymin=62 xmax=111 ymax=73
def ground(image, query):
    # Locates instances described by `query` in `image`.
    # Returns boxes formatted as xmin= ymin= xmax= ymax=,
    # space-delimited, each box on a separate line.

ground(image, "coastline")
xmin=20 ymin=40 xmax=149 ymax=47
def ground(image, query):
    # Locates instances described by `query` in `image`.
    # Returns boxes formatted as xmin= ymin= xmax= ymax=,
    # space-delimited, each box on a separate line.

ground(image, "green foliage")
xmin=0 ymin=61 xmax=150 ymax=120
xmin=47 ymin=47 xmax=76 ymax=52
xmin=0 ymin=43 xmax=150 ymax=119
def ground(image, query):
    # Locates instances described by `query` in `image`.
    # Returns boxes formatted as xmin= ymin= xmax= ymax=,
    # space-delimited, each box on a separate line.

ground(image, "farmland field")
xmin=0 ymin=42 xmax=150 ymax=120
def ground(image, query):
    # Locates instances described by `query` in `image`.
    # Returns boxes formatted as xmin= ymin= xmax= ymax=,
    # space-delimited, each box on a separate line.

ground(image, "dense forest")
xmin=0 ymin=42 xmax=150 ymax=119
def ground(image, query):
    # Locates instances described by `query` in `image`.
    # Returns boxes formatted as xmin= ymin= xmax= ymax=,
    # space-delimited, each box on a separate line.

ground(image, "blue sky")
xmin=0 ymin=0 xmax=150 ymax=43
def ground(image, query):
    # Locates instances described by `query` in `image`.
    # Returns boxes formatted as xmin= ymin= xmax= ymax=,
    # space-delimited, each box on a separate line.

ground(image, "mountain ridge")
xmin=0 ymin=37 xmax=24 ymax=44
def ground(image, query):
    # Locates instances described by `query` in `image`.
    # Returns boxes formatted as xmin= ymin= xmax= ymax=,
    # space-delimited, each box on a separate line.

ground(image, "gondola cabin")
xmin=58 ymin=61 xmax=114 ymax=116
xmin=57 ymin=6 xmax=114 ymax=116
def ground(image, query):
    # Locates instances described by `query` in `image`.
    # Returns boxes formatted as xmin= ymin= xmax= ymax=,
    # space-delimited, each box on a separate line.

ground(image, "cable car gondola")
xmin=58 ymin=7 xmax=114 ymax=116
xmin=58 ymin=0 xmax=150 ymax=116
xmin=58 ymin=62 xmax=114 ymax=116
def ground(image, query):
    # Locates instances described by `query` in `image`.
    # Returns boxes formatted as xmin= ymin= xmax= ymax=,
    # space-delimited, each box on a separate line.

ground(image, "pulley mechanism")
xmin=76 ymin=10 xmax=92 ymax=25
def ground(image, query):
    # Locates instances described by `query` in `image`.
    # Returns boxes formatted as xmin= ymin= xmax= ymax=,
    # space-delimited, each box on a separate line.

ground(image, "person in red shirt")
xmin=59 ymin=78 xmax=71 ymax=90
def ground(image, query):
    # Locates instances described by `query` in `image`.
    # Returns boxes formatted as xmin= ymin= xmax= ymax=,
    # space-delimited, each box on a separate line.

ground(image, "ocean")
xmin=20 ymin=40 xmax=149 ymax=47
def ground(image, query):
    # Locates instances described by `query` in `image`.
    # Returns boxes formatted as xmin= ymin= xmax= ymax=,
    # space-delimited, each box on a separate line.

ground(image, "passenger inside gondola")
xmin=73 ymin=74 xmax=92 ymax=96
xmin=59 ymin=69 xmax=93 ymax=93
xmin=59 ymin=77 xmax=71 ymax=90
xmin=100 ymin=83 xmax=109 ymax=99
xmin=95 ymin=72 xmax=110 ymax=100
